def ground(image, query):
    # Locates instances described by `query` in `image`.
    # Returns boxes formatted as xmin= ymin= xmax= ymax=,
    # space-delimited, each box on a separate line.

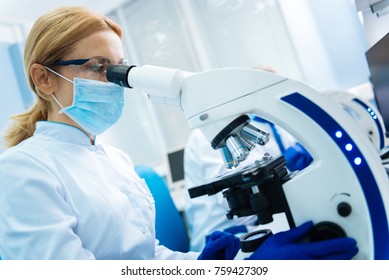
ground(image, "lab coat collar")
xmin=34 ymin=121 xmax=95 ymax=146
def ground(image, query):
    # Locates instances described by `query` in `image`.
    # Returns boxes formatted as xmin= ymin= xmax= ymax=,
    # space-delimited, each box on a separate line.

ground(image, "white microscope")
xmin=107 ymin=65 xmax=389 ymax=259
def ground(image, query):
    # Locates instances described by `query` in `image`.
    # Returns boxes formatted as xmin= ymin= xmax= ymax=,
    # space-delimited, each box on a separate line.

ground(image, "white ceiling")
xmin=0 ymin=0 xmax=127 ymax=23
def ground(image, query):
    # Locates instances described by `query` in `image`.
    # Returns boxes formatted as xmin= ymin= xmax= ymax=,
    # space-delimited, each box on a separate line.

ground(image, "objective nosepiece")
xmin=220 ymin=146 xmax=238 ymax=169
xmin=226 ymin=135 xmax=249 ymax=162
xmin=241 ymin=123 xmax=270 ymax=146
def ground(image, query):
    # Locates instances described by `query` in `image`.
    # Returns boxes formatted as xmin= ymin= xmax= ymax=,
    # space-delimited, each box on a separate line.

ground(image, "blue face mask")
xmin=45 ymin=67 xmax=125 ymax=135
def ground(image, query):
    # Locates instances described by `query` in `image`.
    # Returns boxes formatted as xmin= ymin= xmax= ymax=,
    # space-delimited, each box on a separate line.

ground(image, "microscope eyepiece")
xmin=106 ymin=64 xmax=136 ymax=88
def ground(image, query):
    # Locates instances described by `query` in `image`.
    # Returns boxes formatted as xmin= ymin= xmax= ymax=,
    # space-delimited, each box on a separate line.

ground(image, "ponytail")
xmin=4 ymin=97 xmax=49 ymax=147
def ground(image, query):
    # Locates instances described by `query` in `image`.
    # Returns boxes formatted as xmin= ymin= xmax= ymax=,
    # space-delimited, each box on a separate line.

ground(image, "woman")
xmin=0 ymin=6 xmax=241 ymax=260
xmin=0 ymin=6 xmax=357 ymax=260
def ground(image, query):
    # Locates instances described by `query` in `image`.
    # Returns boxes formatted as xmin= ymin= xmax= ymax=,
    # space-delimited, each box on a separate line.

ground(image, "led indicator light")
xmin=335 ymin=131 xmax=342 ymax=138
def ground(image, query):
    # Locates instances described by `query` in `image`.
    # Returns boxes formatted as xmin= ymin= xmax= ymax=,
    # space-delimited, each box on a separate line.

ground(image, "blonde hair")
xmin=4 ymin=6 xmax=122 ymax=147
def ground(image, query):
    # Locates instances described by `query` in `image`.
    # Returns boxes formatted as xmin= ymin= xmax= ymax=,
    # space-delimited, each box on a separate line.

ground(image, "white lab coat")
xmin=0 ymin=121 xmax=199 ymax=260
xmin=184 ymin=122 xmax=295 ymax=252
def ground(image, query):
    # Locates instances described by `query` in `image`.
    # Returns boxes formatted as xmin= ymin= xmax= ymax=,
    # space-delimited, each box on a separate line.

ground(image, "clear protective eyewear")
xmin=53 ymin=57 xmax=129 ymax=80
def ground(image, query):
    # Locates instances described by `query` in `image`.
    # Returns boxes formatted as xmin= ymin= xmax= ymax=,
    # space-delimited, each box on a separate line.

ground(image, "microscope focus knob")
xmin=337 ymin=202 xmax=352 ymax=217
xmin=309 ymin=221 xmax=346 ymax=242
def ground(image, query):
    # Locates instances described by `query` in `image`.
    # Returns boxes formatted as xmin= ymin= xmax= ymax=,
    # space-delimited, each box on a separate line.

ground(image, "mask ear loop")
xmin=44 ymin=66 xmax=74 ymax=113
xmin=44 ymin=66 xmax=73 ymax=83
xmin=51 ymin=94 xmax=65 ymax=112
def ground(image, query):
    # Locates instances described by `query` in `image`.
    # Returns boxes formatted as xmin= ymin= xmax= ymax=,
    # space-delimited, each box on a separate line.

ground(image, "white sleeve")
xmin=0 ymin=152 xmax=95 ymax=260
xmin=154 ymin=242 xmax=199 ymax=260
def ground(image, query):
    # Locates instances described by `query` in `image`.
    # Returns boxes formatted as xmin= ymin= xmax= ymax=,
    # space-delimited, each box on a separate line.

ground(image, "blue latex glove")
xmin=246 ymin=221 xmax=358 ymax=260
xmin=198 ymin=231 xmax=241 ymax=260
xmin=284 ymin=143 xmax=313 ymax=171
xmin=205 ymin=225 xmax=248 ymax=244
xmin=223 ymin=224 xmax=248 ymax=235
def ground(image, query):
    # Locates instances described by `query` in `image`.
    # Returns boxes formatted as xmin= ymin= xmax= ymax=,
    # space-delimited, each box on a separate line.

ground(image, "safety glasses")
xmin=53 ymin=57 xmax=129 ymax=80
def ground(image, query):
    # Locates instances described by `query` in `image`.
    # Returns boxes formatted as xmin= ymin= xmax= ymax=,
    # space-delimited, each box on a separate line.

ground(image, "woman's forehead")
xmin=64 ymin=30 xmax=124 ymax=60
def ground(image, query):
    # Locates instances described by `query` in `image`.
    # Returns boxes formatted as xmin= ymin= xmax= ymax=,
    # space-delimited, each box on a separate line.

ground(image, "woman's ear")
xmin=30 ymin=63 xmax=56 ymax=95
